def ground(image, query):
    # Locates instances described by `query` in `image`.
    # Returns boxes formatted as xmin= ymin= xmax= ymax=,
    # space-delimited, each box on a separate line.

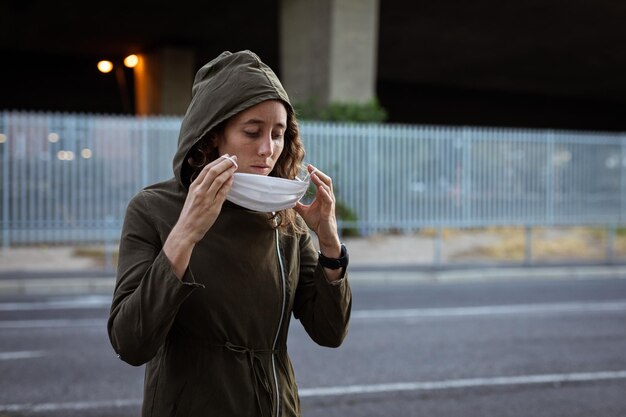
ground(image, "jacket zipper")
xmin=272 ymin=228 xmax=286 ymax=417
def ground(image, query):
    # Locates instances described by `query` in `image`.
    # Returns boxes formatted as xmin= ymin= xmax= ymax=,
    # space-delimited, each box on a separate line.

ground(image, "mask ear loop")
xmin=220 ymin=154 xmax=239 ymax=169
xmin=297 ymin=163 xmax=317 ymax=182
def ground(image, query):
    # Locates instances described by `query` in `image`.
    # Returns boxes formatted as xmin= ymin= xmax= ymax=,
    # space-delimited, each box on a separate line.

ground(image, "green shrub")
xmin=335 ymin=199 xmax=360 ymax=237
xmin=294 ymin=98 xmax=388 ymax=123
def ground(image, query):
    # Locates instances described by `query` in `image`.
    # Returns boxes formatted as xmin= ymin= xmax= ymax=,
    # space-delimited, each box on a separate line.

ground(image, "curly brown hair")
xmin=187 ymin=103 xmax=307 ymax=235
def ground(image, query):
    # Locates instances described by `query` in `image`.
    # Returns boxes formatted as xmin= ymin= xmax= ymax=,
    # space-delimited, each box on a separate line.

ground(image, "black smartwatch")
xmin=318 ymin=243 xmax=349 ymax=277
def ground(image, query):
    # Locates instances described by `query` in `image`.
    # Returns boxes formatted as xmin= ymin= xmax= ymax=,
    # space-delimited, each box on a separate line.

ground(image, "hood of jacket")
xmin=173 ymin=50 xmax=293 ymax=188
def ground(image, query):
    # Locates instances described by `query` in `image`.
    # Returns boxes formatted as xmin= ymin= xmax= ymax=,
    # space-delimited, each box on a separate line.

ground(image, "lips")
xmin=249 ymin=164 xmax=272 ymax=174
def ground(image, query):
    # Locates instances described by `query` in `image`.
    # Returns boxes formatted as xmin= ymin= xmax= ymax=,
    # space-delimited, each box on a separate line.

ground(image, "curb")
xmin=0 ymin=277 xmax=116 ymax=295
xmin=350 ymin=265 xmax=626 ymax=284
xmin=0 ymin=264 xmax=626 ymax=295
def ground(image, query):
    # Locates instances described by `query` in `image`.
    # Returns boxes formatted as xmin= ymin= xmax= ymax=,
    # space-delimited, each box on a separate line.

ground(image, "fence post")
xmin=524 ymin=225 xmax=533 ymax=265
xmin=620 ymin=136 xmax=626 ymax=252
xmin=546 ymin=132 xmax=555 ymax=225
xmin=433 ymin=227 xmax=442 ymax=266
xmin=1 ymin=112 xmax=9 ymax=250
xmin=366 ymin=124 xmax=378 ymax=236
xmin=104 ymin=215 xmax=115 ymax=273
xmin=142 ymin=118 xmax=149 ymax=187
xmin=606 ymin=224 xmax=616 ymax=264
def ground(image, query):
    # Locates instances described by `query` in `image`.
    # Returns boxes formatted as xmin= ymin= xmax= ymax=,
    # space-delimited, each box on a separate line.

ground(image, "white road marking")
xmin=1 ymin=370 xmax=625 ymax=411
xmin=0 ymin=295 xmax=111 ymax=311
xmin=351 ymin=300 xmax=626 ymax=320
xmin=0 ymin=318 xmax=104 ymax=329
xmin=298 ymin=370 xmax=626 ymax=397
xmin=0 ymin=350 xmax=46 ymax=360
xmin=0 ymin=398 xmax=141 ymax=412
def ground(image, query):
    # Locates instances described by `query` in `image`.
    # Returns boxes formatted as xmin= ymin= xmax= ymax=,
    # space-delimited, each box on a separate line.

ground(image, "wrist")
xmin=164 ymin=226 xmax=196 ymax=279
xmin=318 ymin=238 xmax=342 ymax=259
xmin=169 ymin=223 xmax=197 ymax=248
xmin=318 ymin=243 xmax=349 ymax=277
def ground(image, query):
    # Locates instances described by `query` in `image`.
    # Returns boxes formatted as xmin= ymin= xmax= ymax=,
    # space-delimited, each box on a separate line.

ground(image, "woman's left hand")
xmin=295 ymin=165 xmax=342 ymax=258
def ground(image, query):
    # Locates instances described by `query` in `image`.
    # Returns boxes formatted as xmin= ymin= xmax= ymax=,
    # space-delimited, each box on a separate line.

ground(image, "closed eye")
xmin=244 ymin=130 xmax=260 ymax=138
xmin=272 ymin=128 xmax=284 ymax=140
xmin=243 ymin=129 xmax=283 ymax=140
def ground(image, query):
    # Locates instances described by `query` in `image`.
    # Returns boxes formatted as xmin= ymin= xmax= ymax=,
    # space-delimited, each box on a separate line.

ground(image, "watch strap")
xmin=318 ymin=243 xmax=349 ymax=272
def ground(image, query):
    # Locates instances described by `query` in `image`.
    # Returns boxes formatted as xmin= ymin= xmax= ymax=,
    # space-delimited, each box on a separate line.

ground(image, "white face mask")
xmin=226 ymin=171 xmax=312 ymax=212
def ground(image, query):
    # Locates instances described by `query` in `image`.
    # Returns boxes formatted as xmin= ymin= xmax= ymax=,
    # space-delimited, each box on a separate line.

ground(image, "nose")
xmin=257 ymin=132 xmax=274 ymax=157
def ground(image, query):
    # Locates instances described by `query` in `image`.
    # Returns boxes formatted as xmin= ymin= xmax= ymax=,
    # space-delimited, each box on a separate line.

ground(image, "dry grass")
xmin=72 ymin=246 xmax=119 ymax=268
xmin=450 ymin=226 xmax=626 ymax=262
xmin=417 ymin=227 xmax=474 ymax=239
xmin=69 ymin=227 xmax=626 ymax=266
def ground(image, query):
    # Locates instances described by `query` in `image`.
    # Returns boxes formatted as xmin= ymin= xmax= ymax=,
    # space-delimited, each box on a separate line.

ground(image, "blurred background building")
xmin=1 ymin=0 xmax=626 ymax=131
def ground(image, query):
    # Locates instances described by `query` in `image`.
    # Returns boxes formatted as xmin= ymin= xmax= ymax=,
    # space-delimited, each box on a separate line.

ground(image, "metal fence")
xmin=1 ymin=111 xmax=625 ymax=248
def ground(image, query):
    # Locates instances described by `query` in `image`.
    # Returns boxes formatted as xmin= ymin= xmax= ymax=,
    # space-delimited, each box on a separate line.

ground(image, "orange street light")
xmin=124 ymin=54 xmax=139 ymax=68
xmin=97 ymin=60 xmax=114 ymax=73
xmin=97 ymin=54 xmax=139 ymax=113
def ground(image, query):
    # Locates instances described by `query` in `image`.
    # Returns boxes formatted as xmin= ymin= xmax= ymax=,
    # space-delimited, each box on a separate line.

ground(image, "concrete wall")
xmin=134 ymin=47 xmax=194 ymax=116
xmin=280 ymin=0 xmax=379 ymax=107
xmin=328 ymin=0 xmax=379 ymax=103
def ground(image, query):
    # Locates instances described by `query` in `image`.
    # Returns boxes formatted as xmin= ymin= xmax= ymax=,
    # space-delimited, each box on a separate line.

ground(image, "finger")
xmin=192 ymin=174 xmax=234 ymax=219
xmin=212 ymin=174 xmax=235 ymax=202
xmin=191 ymin=154 xmax=224 ymax=185
xmin=193 ymin=154 xmax=237 ymax=186
xmin=308 ymin=164 xmax=329 ymax=182
xmin=317 ymin=187 xmax=335 ymax=212
xmin=294 ymin=201 xmax=306 ymax=215
xmin=307 ymin=164 xmax=321 ymax=176
xmin=306 ymin=164 xmax=319 ymax=178
xmin=312 ymin=179 xmax=335 ymax=203
xmin=204 ymin=165 xmax=237 ymax=200
xmin=309 ymin=166 xmax=333 ymax=191
xmin=197 ymin=155 xmax=238 ymax=191
xmin=220 ymin=154 xmax=239 ymax=169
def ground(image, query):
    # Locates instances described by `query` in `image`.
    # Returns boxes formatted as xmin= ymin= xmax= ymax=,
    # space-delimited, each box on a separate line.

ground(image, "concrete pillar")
xmin=280 ymin=0 xmax=379 ymax=107
xmin=134 ymin=47 xmax=195 ymax=116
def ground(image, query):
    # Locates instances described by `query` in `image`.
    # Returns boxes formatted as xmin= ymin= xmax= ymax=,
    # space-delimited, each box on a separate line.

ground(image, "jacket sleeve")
xmin=107 ymin=192 xmax=203 ymax=366
xmin=292 ymin=227 xmax=352 ymax=348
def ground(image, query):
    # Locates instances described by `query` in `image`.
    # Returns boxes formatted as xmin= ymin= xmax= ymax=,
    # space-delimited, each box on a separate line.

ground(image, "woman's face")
xmin=214 ymin=100 xmax=287 ymax=176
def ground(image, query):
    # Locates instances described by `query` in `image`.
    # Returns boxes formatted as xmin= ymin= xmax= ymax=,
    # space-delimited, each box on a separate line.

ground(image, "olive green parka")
xmin=107 ymin=50 xmax=352 ymax=417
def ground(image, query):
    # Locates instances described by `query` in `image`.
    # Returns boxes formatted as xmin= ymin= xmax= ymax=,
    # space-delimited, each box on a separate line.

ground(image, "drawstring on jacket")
xmin=223 ymin=341 xmax=279 ymax=417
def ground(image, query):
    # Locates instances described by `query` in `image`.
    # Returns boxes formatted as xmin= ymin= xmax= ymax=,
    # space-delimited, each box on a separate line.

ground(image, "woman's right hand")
xmin=164 ymin=154 xmax=238 ymax=278
xmin=175 ymin=154 xmax=238 ymax=243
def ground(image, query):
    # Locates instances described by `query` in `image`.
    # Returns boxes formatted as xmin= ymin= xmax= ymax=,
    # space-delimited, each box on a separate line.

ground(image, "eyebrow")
xmin=242 ymin=118 xmax=286 ymax=129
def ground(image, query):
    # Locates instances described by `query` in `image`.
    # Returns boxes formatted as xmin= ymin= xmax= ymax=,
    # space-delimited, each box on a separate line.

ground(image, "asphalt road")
xmin=1 ymin=277 xmax=625 ymax=417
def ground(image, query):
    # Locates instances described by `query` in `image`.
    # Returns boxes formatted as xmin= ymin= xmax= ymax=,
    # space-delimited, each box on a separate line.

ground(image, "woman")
xmin=107 ymin=50 xmax=352 ymax=417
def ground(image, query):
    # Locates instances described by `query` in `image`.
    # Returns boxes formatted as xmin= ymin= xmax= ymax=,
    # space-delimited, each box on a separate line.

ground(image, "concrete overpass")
xmin=1 ymin=0 xmax=625 ymax=131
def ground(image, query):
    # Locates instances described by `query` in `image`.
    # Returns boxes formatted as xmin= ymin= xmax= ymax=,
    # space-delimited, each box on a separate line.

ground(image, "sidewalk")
xmin=1 ymin=231 xmax=625 ymax=295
